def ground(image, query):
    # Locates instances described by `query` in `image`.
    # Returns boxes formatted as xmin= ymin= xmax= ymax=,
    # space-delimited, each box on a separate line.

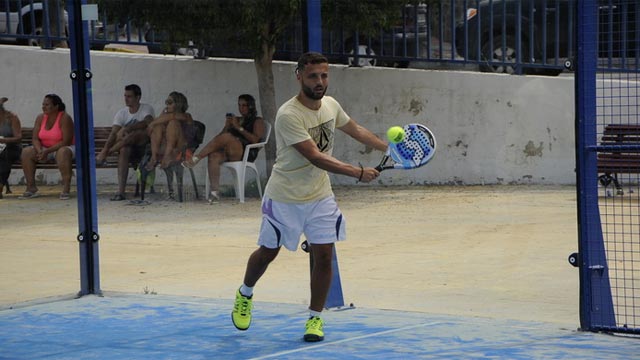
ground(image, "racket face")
xmin=388 ymin=123 xmax=436 ymax=169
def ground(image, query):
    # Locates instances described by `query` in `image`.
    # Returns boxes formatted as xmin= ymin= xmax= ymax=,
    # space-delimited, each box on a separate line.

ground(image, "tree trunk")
xmin=254 ymin=42 xmax=278 ymax=178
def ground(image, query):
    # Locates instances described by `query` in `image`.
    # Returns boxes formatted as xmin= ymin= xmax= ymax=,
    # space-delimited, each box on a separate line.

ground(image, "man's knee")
xmin=255 ymin=246 xmax=280 ymax=264
xmin=311 ymin=244 xmax=334 ymax=267
xmin=124 ymin=129 xmax=147 ymax=143
xmin=118 ymin=146 xmax=131 ymax=158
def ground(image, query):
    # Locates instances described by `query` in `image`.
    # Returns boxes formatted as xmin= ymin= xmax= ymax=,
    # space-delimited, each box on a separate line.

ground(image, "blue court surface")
xmin=0 ymin=293 xmax=638 ymax=359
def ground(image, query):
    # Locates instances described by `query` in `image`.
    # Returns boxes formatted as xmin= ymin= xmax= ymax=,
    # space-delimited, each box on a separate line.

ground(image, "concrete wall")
xmin=1 ymin=45 xmax=576 ymax=187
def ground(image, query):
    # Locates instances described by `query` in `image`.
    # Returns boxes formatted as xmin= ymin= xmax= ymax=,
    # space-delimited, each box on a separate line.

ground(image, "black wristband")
xmin=358 ymin=164 xmax=364 ymax=182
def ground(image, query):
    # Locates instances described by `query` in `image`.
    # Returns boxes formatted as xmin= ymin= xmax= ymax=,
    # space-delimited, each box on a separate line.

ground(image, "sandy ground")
xmin=0 ymin=184 xmax=579 ymax=326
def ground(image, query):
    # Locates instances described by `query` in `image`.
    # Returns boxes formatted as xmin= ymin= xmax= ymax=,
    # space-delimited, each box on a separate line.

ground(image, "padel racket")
xmin=375 ymin=123 xmax=436 ymax=171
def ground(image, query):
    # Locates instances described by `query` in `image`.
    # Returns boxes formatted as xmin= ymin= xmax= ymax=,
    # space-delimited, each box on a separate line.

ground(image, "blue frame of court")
xmin=3 ymin=2 xmax=638 ymax=359
xmin=1 ymin=294 xmax=639 ymax=359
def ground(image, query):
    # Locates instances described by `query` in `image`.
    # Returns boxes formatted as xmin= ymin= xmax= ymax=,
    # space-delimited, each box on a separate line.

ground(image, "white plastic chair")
xmin=206 ymin=122 xmax=271 ymax=203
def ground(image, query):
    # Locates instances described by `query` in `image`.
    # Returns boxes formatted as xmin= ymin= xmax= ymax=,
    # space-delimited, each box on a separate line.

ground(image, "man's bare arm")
xmin=338 ymin=118 xmax=387 ymax=152
xmin=292 ymin=139 xmax=379 ymax=183
xmin=125 ymin=115 xmax=153 ymax=132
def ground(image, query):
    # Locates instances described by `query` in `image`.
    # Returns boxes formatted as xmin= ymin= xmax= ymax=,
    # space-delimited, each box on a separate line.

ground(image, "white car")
xmin=1 ymin=1 xmax=107 ymax=49
xmin=0 ymin=1 xmax=71 ymax=46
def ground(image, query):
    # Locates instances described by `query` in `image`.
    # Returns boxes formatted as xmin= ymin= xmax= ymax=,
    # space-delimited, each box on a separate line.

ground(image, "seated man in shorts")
xmin=96 ymin=84 xmax=155 ymax=201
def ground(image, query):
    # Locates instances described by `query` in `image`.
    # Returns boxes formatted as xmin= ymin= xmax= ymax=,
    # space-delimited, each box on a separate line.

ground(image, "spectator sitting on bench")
xmin=96 ymin=84 xmax=155 ymax=201
xmin=0 ymin=97 xmax=22 ymax=199
xmin=20 ymin=94 xmax=74 ymax=200
xmin=182 ymin=94 xmax=265 ymax=203
xmin=145 ymin=91 xmax=193 ymax=171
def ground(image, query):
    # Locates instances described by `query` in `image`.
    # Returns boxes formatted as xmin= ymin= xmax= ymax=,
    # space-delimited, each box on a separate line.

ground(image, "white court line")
xmin=249 ymin=321 xmax=443 ymax=360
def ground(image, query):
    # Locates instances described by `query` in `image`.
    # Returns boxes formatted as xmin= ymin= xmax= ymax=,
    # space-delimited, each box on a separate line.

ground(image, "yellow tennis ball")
xmin=387 ymin=126 xmax=405 ymax=143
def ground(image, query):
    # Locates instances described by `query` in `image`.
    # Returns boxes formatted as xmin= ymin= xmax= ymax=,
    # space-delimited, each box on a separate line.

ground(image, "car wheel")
xmin=26 ymin=25 xmax=44 ymax=47
xmin=344 ymin=40 xmax=378 ymax=67
xmin=17 ymin=17 xmax=44 ymax=47
xmin=480 ymin=35 xmax=522 ymax=74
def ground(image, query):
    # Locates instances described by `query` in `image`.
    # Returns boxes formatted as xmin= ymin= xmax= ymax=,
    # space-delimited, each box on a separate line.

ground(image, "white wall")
xmin=1 ymin=45 xmax=576 ymax=187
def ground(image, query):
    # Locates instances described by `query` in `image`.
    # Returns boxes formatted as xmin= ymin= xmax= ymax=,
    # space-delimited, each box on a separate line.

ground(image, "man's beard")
xmin=302 ymin=84 xmax=327 ymax=100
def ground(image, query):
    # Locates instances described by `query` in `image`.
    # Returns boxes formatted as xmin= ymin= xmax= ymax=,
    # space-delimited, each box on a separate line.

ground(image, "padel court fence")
xmin=576 ymin=0 xmax=640 ymax=335
xmin=1 ymin=0 xmax=577 ymax=74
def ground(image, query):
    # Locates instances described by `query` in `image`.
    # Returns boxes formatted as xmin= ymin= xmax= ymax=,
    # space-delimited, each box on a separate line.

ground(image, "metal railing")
xmin=8 ymin=1 xmax=638 ymax=76
xmin=0 ymin=0 xmax=68 ymax=48
xmin=322 ymin=0 xmax=576 ymax=75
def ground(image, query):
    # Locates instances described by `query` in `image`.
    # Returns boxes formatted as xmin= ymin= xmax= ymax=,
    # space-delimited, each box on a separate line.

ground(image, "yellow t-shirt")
xmin=265 ymin=95 xmax=351 ymax=203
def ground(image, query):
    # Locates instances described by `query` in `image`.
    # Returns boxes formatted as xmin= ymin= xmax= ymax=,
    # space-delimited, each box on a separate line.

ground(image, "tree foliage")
xmin=92 ymin=0 xmax=414 ymax=176
xmin=95 ymin=0 xmax=299 ymax=59
xmin=230 ymin=0 xmax=300 ymax=60
xmin=322 ymin=0 xmax=410 ymax=36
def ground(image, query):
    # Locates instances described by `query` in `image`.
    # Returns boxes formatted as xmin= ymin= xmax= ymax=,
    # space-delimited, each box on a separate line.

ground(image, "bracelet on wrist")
xmin=358 ymin=164 xmax=364 ymax=182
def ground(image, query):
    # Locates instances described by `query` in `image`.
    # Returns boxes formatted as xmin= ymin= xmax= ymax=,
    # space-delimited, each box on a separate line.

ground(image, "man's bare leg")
xmin=309 ymin=243 xmax=334 ymax=312
xmin=96 ymin=127 xmax=121 ymax=164
xmin=111 ymin=129 xmax=148 ymax=154
xmin=242 ymin=246 xmax=281 ymax=287
xmin=232 ymin=246 xmax=280 ymax=331
xmin=116 ymin=146 xmax=132 ymax=196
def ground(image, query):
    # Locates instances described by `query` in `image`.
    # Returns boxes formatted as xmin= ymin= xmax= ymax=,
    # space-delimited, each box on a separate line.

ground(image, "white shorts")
xmin=258 ymin=195 xmax=347 ymax=251
xmin=42 ymin=145 xmax=76 ymax=162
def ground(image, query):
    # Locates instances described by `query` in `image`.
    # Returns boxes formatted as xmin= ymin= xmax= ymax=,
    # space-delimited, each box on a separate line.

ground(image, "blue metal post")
xmin=306 ymin=0 xmax=322 ymax=52
xmin=306 ymin=1 xmax=345 ymax=308
xmin=575 ymin=0 xmax=615 ymax=330
xmin=66 ymin=0 xmax=101 ymax=296
xmin=326 ymin=248 xmax=345 ymax=308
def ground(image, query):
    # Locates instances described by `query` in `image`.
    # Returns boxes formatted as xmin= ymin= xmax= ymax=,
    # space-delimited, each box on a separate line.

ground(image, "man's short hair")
xmin=296 ymin=52 xmax=328 ymax=73
xmin=125 ymin=84 xmax=142 ymax=98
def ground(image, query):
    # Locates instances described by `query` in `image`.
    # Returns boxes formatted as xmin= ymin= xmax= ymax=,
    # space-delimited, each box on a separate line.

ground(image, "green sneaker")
xmin=303 ymin=316 xmax=324 ymax=342
xmin=231 ymin=289 xmax=253 ymax=330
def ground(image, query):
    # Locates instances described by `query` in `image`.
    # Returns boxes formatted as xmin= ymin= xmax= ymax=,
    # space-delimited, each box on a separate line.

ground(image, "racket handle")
xmin=375 ymin=154 xmax=390 ymax=172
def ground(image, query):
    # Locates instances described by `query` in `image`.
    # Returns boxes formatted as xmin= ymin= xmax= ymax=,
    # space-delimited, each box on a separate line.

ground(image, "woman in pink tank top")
xmin=20 ymin=94 xmax=75 ymax=200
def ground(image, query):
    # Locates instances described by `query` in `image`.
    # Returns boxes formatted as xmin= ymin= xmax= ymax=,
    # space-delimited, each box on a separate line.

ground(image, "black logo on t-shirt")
xmin=309 ymin=119 xmax=334 ymax=153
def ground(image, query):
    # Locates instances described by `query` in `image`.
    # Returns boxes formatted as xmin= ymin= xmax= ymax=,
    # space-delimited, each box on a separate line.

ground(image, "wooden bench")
xmin=6 ymin=126 xmax=145 ymax=195
xmin=11 ymin=126 xmax=118 ymax=170
xmin=597 ymin=124 xmax=640 ymax=195
xmin=8 ymin=121 xmax=205 ymax=202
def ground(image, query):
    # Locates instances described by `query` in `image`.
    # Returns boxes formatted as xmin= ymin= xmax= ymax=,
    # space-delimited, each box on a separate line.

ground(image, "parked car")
xmin=0 ymin=0 xmax=105 ymax=48
xmin=144 ymin=25 xmax=244 ymax=58
xmin=455 ymin=0 xmax=574 ymax=75
xmin=455 ymin=0 xmax=637 ymax=75
xmin=324 ymin=3 xmax=431 ymax=68
xmin=0 ymin=0 xmax=68 ymax=46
